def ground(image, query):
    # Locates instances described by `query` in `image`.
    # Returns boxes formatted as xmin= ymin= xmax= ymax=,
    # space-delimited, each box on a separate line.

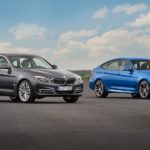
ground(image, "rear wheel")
xmin=94 ymin=80 xmax=108 ymax=98
xmin=63 ymin=96 xmax=79 ymax=103
xmin=139 ymin=80 xmax=150 ymax=99
xmin=18 ymin=80 xmax=35 ymax=103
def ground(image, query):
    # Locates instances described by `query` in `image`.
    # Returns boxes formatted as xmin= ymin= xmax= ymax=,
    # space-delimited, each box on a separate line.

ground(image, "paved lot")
xmin=0 ymin=80 xmax=150 ymax=150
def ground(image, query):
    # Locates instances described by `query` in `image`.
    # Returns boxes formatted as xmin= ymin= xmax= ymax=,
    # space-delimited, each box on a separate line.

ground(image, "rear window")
xmin=131 ymin=60 xmax=150 ymax=70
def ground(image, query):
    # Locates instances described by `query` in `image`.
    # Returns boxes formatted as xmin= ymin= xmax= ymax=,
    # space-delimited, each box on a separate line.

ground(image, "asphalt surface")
xmin=0 ymin=80 xmax=150 ymax=150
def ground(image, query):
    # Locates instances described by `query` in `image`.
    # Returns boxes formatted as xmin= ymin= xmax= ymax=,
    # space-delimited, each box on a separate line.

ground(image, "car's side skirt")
xmin=107 ymin=89 xmax=137 ymax=94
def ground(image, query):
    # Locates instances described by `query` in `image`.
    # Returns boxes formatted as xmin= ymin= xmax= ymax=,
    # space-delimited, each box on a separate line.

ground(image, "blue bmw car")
xmin=89 ymin=58 xmax=150 ymax=99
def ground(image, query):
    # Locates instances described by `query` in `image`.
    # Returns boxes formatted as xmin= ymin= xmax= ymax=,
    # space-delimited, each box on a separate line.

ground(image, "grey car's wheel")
xmin=9 ymin=96 xmax=19 ymax=102
xmin=18 ymin=80 xmax=35 ymax=103
xmin=139 ymin=80 xmax=150 ymax=99
xmin=63 ymin=96 xmax=79 ymax=103
xmin=94 ymin=80 xmax=108 ymax=98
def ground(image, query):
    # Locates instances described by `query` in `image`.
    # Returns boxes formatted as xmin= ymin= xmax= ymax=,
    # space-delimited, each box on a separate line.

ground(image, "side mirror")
xmin=0 ymin=64 xmax=11 ymax=73
xmin=52 ymin=64 xmax=58 ymax=69
xmin=123 ymin=66 xmax=133 ymax=72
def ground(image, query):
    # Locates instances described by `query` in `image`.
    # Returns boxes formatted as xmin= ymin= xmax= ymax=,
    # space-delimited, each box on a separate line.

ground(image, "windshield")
xmin=131 ymin=60 xmax=150 ymax=70
xmin=9 ymin=56 xmax=52 ymax=69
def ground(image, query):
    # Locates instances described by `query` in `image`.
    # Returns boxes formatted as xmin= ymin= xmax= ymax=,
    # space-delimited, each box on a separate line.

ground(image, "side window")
xmin=133 ymin=63 xmax=138 ymax=69
xmin=33 ymin=58 xmax=45 ymax=68
xmin=131 ymin=60 xmax=150 ymax=70
xmin=0 ymin=56 xmax=9 ymax=66
xmin=118 ymin=60 xmax=131 ymax=71
xmin=101 ymin=60 xmax=120 ymax=70
xmin=12 ymin=59 xmax=18 ymax=68
xmin=20 ymin=58 xmax=31 ymax=68
xmin=32 ymin=57 xmax=52 ymax=69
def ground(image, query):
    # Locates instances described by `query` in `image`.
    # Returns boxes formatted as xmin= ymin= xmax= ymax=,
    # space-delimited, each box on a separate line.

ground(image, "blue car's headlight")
xmin=34 ymin=76 xmax=52 ymax=84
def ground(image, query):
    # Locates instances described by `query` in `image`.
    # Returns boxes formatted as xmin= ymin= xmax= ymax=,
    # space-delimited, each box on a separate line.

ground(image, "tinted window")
xmin=10 ymin=57 xmax=32 ymax=68
xmin=131 ymin=60 xmax=150 ymax=70
xmin=101 ymin=59 xmax=131 ymax=71
xmin=101 ymin=60 xmax=120 ymax=70
xmin=118 ymin=60 xmax=130 ymax=71
xmin=32 ymin=57 xmax=52 ymax=69
xmin=10 ymin=56 xmax=52 ymax=69
xmin=0 ymin=56 xmax=9 ymax=66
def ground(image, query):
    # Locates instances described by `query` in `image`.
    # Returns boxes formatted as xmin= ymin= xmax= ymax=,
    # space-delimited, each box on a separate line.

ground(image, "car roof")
xmin=111 ymin=57 xmax=150 ymax=61
xmin=0 ymin=53 xmax=38 ymax=57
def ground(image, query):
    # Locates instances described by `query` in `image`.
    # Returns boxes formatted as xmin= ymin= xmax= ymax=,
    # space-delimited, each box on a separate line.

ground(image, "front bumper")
xmin=34 ymin=83 xmax=83 ymax=97
xmin=89 ymin=76 xmax=95 ymax=90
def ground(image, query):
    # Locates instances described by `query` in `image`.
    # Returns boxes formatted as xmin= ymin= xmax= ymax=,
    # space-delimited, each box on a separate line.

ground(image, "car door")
xmin=101 ymin=60 xmax=122 ymax=90
xmin=117 ymin=59 xmax=138 ymax=92
xmin=0 ymin=56 xmax=16 ymax=94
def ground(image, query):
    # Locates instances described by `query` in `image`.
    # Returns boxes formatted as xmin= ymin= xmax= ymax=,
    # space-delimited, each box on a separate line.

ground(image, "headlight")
xmin=34 ymin=76 xmax=52 ymax=84
xmin=75 ymin=76 xmax=83 ymax=84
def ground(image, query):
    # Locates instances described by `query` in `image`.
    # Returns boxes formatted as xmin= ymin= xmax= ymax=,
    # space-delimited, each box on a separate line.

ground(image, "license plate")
xmin=57 ymin=86 xmax=73 ymax=91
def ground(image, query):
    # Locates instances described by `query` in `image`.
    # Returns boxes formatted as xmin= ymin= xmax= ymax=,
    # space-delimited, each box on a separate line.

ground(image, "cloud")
xmin=0 ymin=41 xmax=54 ymax=58
xmin=134 ymin=35 xmax=150 ymax=47
xmin=113 ymin=3 xmax=147 ymax=14
xmin=84 ymin=28 xmax=150 ymax=59
xmin=9 ymin=23 xmax=48 ymax=40
xmin=1 ymin=26 xmax=150 ymax=70
xmin=52 ymin=48 xmax=71 ymax=59
xmin=59 ymin=29 xmax=96 ymax=41
xmin=127 ymin=12 xmax=150 ymax=27
xmin=0 ymin=42 xmax=12 ymax=50
xmin=3 ymin=25 xmax=150 ymax=69
xmin=93 ymin=7 xmax=108 ymax=19
xmin=85 ymin=28 xmax=136 ymax=57
xmin=67 ymin=41 xmax=85 ymax=49
xmin=56 ymin=29 xmax=129 ymax=61
xmin=54 ymin=27 xmax=150 ymax=69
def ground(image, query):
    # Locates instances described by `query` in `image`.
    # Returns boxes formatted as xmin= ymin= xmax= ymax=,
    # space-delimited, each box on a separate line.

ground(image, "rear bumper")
xmin=34 ymin=83 xmax=83 ymax=97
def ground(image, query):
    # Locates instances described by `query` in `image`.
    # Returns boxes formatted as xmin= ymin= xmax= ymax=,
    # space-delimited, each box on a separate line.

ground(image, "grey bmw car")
xmin=0 ymin=54 xmax=83 ymax=103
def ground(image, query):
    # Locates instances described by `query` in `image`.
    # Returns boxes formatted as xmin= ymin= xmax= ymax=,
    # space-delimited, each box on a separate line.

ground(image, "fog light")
xmin=39 ymin=87 xmax=55 ymax=94
xmin=75 ymin=87 xmax=83 ymax=93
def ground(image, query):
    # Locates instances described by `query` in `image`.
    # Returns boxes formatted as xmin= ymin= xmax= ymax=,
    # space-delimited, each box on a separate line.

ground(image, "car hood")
xmin=20 ymin=68 xmax=79 ymax=79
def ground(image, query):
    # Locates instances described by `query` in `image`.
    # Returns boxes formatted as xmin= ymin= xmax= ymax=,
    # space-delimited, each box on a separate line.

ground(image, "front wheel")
xmin=63 ymin=96 xmax=79 ymax=103
xmin=94 ymin=80 xmax=108 ymax=98
xmin=139 ymin=80 xmax=150 ymax=99
xmin=18 ymin=80 xmax=35 ymax=103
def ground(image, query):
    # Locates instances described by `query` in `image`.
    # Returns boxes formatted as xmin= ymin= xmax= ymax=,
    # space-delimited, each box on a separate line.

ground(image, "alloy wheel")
xmin=19 ymin=81 xmax=31 ymax=102
xmin=95 ymin=80 xmax=104 ymax=97
xmin=139 ymin=80 xmax=150 ymax=99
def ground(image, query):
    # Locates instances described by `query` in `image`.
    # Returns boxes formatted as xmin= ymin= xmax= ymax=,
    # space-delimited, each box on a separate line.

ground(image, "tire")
xmin=9 ymin=96 xmax=20 ymax=102
xmin=139 ymin=80 xmax=150 ymax=99
xmin=63 ymin=96 xmax=79 ymax=103
xmin=18 ymin=80 xmax=35 ymax=103
xmin=94 ymin=80 xmax=108 ymax=98
xmin=131 ymin=93 xmax=140 ymax=98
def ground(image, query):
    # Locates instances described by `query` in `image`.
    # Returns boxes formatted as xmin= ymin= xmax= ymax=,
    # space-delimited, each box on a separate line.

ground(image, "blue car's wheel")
xmin=139 ymin=80 xmax=150 ymax=99
xmin=94 ymin=80 xmax=108 ymax=98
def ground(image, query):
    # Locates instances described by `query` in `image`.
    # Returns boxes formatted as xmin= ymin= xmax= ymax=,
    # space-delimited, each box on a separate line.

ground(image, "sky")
xmin=0 ymin=0 xmax=150 ymax=69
